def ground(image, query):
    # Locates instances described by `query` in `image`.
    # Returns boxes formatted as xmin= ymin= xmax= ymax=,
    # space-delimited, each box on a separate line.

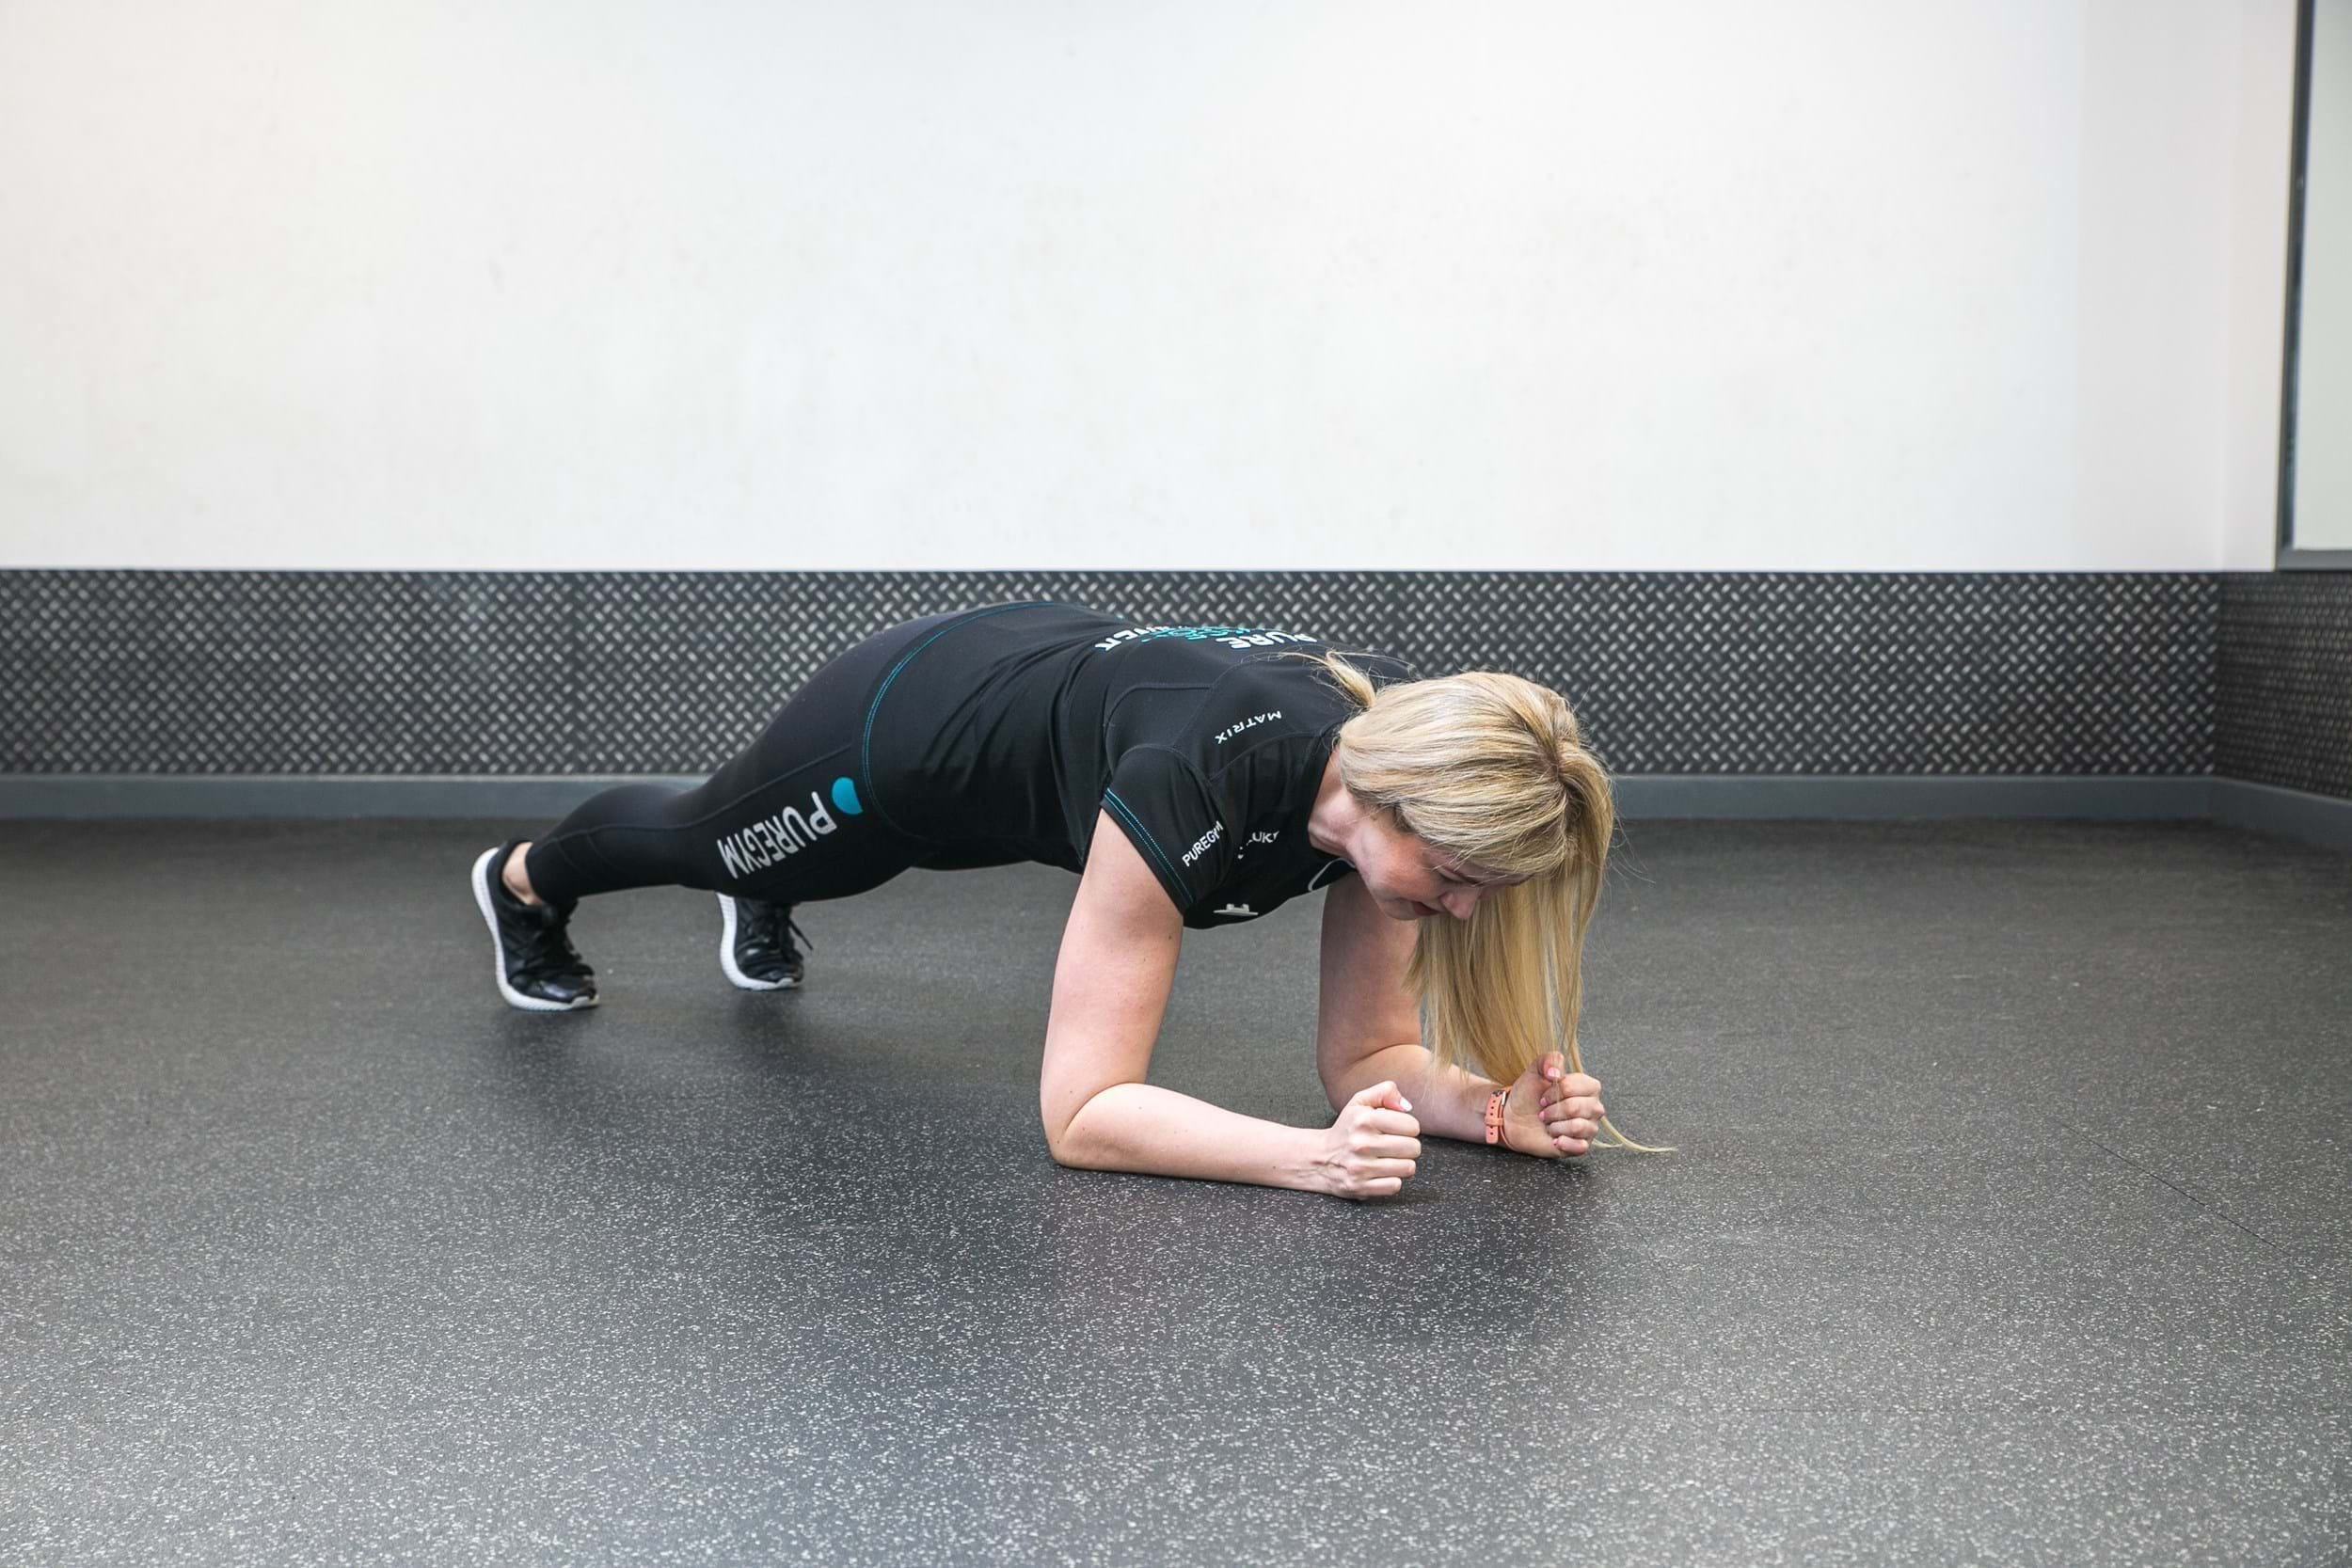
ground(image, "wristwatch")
xmin=1484 ymin=1086 xmax=1509 ymax=1144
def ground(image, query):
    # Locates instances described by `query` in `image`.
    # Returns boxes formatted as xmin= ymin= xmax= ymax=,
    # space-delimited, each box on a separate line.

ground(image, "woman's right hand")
xmin=1315 ymin=1081 xmax=1422 ymax=1200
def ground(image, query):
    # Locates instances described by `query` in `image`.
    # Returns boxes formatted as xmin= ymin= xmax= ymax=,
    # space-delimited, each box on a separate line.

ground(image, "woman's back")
xmin=863 ymin=602 xmax=1422 ymax=927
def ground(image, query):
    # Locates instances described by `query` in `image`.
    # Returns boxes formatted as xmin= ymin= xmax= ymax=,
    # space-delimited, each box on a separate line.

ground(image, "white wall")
xmin=0 ymin=0 xmax=2301 ymax=572
xmin=2291 ymin=0 xmax=2352 ymax=548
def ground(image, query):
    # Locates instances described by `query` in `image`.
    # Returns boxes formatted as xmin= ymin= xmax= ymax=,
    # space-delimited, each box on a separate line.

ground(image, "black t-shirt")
xmin=862 ymin=602 xmax=1422 ymax=927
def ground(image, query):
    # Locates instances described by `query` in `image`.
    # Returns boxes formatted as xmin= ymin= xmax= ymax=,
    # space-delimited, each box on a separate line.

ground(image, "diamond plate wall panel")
xmin=2217 ymin=572 xmax=2352 ymax=800
xmin=2 ymin=571 xmax=2221 ymax=778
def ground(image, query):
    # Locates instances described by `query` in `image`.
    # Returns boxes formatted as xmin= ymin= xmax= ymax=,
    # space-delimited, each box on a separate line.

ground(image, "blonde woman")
xmin=469 ymin=599 xmax=1660 ymax=1200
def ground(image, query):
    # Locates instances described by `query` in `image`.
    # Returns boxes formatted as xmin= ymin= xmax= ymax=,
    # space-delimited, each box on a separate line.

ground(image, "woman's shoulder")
xmin=1204 ymin=641 xmax=1424 ymax=704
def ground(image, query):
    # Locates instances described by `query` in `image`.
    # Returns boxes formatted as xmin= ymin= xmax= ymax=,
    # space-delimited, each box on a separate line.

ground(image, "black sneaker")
xmin=470 ymin=842 xmax=599 ymax=1010
xmin=716 ymin=894 xmax=814 ymax=990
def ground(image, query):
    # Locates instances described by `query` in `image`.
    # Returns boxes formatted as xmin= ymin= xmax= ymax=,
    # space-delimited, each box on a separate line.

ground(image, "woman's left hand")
xmin=1504 ymin=1051 xmax=1604 ymax=1158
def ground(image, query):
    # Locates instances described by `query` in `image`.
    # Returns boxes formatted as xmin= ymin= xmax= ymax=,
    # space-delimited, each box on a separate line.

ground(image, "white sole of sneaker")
xmin=471 ymin=847 xmax=598 ymax=1011
xmin=717 ymin=894 xmax=799 ymax=990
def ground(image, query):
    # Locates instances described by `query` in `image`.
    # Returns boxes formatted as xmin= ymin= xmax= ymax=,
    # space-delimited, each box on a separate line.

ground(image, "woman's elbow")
xmin=1043 ymin=1084 xmax=1137 ymax=1169
xmin=1041 ymin=1095 xmax=1097 ymax=1168
xmin=1045 ymin=1123 xmax=1112 ymax=1171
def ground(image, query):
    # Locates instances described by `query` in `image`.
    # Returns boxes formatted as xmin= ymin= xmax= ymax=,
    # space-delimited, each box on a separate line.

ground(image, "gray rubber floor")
xmin=3 ymin=816 xmax=2348 ymax=1566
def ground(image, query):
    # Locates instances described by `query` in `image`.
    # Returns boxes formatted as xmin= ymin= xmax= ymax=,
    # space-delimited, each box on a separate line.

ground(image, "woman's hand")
xmin=1314 ymin=1080 xmax=1422 ymax=1200
xmin=1504 ymin=1051 xmax=1604 ymax=1158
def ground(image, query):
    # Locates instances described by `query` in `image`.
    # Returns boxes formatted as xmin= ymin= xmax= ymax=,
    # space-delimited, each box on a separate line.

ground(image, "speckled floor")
xmin=3 ymin=816 xmax=2348 ymax=1566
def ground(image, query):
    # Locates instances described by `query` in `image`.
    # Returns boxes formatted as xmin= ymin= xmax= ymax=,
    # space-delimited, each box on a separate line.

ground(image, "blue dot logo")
xmin=831 ymin=776 xmax=863 ymax=816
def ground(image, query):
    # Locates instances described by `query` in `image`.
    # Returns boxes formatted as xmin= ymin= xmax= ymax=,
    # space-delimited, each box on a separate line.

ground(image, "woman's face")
xmin=1358 ymin=810 xmax=1530 ymax=922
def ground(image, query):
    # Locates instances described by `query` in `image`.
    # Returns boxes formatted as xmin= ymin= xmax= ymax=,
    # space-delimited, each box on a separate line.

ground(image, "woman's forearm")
xmin=1056 ymin=1082 xmax=1329 ymax=1194
xmin=1324 ymin=1041 xmax=1499 ymax=1143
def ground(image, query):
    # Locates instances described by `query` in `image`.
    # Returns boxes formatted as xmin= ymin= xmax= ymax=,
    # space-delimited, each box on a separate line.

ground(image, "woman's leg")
xmin=471 ymin=600 xmax=1068 ymax=1008
xmin=517 ymin=608 xmax=978 ymax=908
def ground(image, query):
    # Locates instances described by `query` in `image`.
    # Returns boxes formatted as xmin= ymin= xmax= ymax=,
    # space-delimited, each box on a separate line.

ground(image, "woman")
xmin=468 ymin=599 xmax=1662 ymax=1199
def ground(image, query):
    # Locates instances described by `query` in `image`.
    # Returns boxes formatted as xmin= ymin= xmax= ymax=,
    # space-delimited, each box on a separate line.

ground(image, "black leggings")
xmin=522 ymin=605 xmax=1014 ymax=909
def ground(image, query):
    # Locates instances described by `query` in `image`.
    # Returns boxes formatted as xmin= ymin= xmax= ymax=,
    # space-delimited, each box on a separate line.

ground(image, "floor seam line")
xmin=2060 ymin=1117 xmax=2280 ymax=1251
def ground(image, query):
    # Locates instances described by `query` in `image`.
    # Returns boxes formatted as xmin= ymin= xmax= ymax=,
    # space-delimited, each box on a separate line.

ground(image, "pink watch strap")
xmin=1484 ymin=1087 xmax=1508 ymax=1144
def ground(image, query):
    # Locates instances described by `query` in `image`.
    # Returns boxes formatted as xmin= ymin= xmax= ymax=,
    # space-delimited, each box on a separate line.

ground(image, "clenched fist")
xmin=1502 ymin=1051 xmax=1604 ymax=1158
xmin=1315 ymin=1080 xmax=1422 ymax=1199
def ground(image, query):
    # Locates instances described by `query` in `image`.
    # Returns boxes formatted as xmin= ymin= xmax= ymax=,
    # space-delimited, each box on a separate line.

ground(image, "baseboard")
xmin=2207 ymin=778 xmax=2352 ymax=852
xmin=0 ymin=770 xmax=2234 ymax=824
xmin=1613 ymin=775 xmax=2213 ymax=820
xmin=0 ymin=774 xmax=706 ymax=819
xmin=5 ymin=773 xmax=2344 ymax=852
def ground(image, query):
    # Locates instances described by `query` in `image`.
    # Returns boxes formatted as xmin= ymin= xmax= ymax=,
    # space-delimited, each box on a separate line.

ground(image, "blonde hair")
xmin=1275 ymin=647 xmax=1671 ymax=1154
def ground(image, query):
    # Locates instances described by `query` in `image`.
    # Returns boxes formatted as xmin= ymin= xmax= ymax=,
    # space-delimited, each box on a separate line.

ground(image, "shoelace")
xmin=514 ymin=905 xmax=593 ymax=981
xmin=737 ymin=898 xmax=817 ymax=958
